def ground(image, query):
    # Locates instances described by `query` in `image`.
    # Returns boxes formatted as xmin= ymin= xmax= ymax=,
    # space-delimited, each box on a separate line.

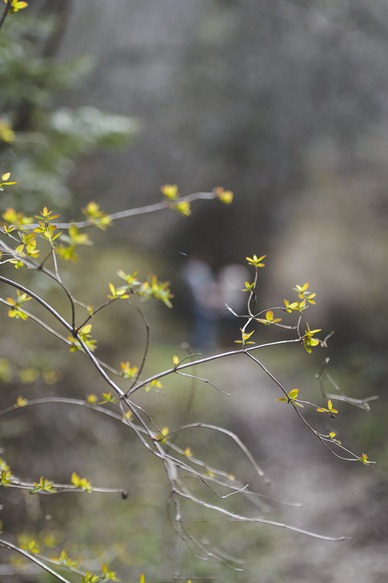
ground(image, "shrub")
xmin=0 ymin=4 xmax=376 ymax=582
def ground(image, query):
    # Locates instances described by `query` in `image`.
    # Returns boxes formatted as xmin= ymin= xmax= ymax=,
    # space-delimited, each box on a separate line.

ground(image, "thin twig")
xmin=0 ymin=0 xmax=10 ymax=32
xmin=175 ymin=485 xmax=348 ymax=541
xmin=0 ymin=539 xmax=73 ymax=583
xmin=127 ymin=338 xmax=301 ymax=395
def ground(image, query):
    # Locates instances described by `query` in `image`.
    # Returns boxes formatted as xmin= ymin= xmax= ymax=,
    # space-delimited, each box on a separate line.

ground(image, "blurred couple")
xmin=181 ymin=255 xmax=249 ymax=351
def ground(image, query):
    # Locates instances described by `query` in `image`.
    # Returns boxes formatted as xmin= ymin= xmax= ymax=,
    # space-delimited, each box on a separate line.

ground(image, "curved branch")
xmin=0 ymin=276 xmax=72 ymax=332
xmin=174 ymin=485 xmax=348 ymax=542
xmin=0 ymin=539 xmax=72 ymax=583
xmin=127 ymin=338 xmax=301 ymax=395
xmin=177 ymin=422 xmax=267 ymax=482
xmin=26 ymin=192 xmax=219 ymax=230
xmin=0 ymin=238 xmax=77 ymax=328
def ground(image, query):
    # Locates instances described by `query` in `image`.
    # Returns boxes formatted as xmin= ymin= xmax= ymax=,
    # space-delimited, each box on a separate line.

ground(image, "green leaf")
xmin=246 ymin=254 xmax=266 ymax=268
xmin=161 ymin=184 xmax=179 ymax=200
xmin=275 ymin=388 xmax=304 ymax=407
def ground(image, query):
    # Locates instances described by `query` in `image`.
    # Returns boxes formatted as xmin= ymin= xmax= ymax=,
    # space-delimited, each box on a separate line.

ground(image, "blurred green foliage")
xmin=0 ymin=12 xmax=138 ymax=212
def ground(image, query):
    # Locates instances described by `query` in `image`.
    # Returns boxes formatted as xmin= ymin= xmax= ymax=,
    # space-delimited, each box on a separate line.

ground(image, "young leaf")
xmin=359 ymin=453 xmax=374 ymax=466
xmin=161 ymin=184 xmax=179 ymax=200
xmin=256 ymin=310 xmax=282 ymax=325
xmin=15 ymin=396 xmax=28 ymax=407
xmin=275 ymin=388 xmax=304 ymax=407
xmin=234 ymin=329 xmax=255 ymax=345
xmin=246 ymin=254 xmax=266 ymax=268
xmin=86 ymin=394 xmax=98 ymax=405
xmin=316 ymin=399 xmax=338 ymax=416
xmin=213 ymin=186 xmax=234 ymax=204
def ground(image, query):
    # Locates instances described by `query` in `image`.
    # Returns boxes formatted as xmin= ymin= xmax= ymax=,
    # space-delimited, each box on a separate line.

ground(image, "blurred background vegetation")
xmin=1 ymin=0 xmax=388 ymax=581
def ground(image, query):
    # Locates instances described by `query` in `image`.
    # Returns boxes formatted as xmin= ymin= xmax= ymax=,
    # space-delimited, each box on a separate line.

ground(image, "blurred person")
xmin=181 ymin=255 xmax=223 ymax=351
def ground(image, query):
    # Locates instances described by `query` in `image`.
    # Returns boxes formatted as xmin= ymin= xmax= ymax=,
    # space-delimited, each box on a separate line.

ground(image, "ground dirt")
xmin=213 ymin=354 xmax=388 ymax=583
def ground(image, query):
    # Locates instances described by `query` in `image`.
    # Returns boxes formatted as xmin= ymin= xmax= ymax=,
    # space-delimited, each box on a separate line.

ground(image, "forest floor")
xmin=213 ymin=352 xmax=388 ymax=583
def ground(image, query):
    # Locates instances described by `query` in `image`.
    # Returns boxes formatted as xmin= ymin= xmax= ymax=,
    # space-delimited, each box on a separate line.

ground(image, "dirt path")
xmin=214 ymin=357 xmax=388 ymax=583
